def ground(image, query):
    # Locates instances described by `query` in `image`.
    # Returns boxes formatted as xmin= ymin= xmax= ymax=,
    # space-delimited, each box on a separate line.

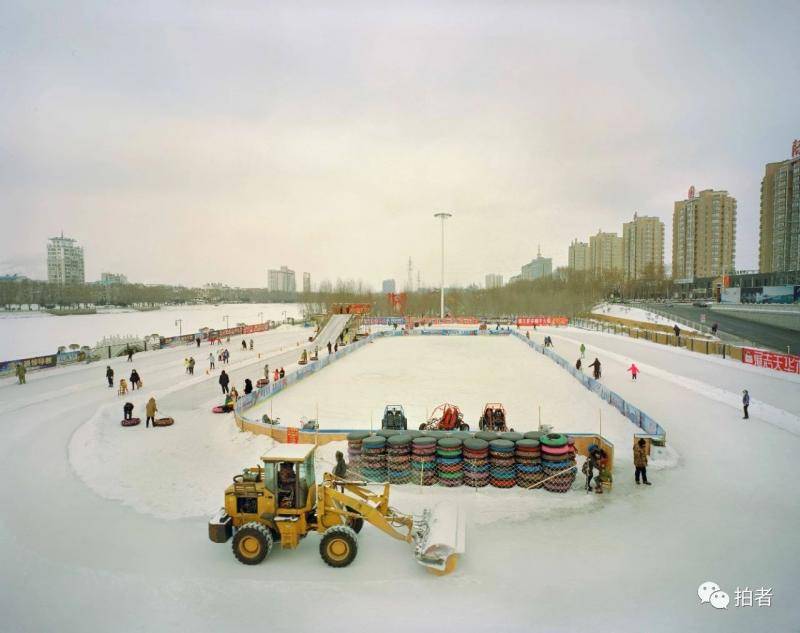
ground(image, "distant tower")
xmin=417 ymin=270 xmax=421 ymax=291
xmin=407 ymin=257 xmax=414 ymax=292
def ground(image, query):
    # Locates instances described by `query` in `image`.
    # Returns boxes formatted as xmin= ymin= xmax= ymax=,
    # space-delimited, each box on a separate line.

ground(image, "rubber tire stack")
xmin=347 ymin=431 xmax=370 ymax=477
xmin=436 ymin=438 xmax=464 ymax=487
xmin=514 ymin=439 xmax=543 ymax=489
xmin=361 ymin=435 xmax=387 ymax=482
xmin=540 ymin=433 xmax=576 ymax=493
xmin=387 ymin=434 xmax=412 ymax=484
xmin=462 ymin=438 xmax=490 ymax=487
xmin=489 ymin=439 xmax=516 ymax=488
xmin=411 ymin=437 xmax=437 ymax=486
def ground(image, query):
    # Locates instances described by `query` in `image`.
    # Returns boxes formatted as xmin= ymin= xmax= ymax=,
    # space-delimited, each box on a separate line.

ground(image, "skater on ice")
xmin=588 ymin=358 xmax=602 ymax=380
xmin=634 ymin=439 xmax=651 ymax=485
xmin=742 ymin=389 xmax=750 ymax=419
xmin=106 ymin=365 xmax=114 ymax=387
xmin=627 ymin=363 xmax=639 ymax=380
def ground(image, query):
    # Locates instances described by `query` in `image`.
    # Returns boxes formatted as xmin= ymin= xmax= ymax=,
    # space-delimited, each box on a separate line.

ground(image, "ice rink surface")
xmin=1 ymin=324 xmax=799 ymax=632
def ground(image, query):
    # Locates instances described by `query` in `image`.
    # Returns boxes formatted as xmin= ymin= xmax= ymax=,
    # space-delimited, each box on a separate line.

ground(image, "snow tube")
xmin=463 ymin=438 xmax=489 ymax=451
xmin=541 ymin=443 xmax=572 ymax=456
xmin=474 ymin=431 xmax=499 ymax=441
xmin=212 ymin=406 xmax=231 ymax=414
xmin=120 ymin=417 xmax=140 ymax=427
xmin=539 ymin=433 xmax=568 ymax=448
xmin=387 ymin=434 xmax=412 ymax=447
xmin=347 ymin=431 xmax=371 ymax=441
xmin=377 ymin=429 xmax=402 ymax=438
xmin=153 ymin=417 xmax=174 ymax=427
xmin=523 ymin=431 xmax=544 ymax=440
xmin=363 ymin=435 xmax=387 ymax=448
xmin=500 ymin=432 xmax=523 ymax=442
xmin=437 ymin=437 xmax=463 ymax=449
xmin=452 ymin=431 xmax=473 ymax=440
xmin=488 ymin=439 xmax=515 ymax=452
xmin=515 ymin=439 xmax=540 ymax=450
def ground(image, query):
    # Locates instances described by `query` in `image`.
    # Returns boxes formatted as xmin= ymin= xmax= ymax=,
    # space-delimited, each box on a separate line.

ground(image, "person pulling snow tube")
xmin=121 ymin=417 xmax=141 ymax=427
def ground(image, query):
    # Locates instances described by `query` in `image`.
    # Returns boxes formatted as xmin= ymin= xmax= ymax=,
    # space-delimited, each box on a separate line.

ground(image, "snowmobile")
xmin=478 ymin=403 xmax=508 ymax=432
xmin=381 ymin=405 xmax=407 ymax=430
xmin=420 ymin=403 xmax=469 ymax=431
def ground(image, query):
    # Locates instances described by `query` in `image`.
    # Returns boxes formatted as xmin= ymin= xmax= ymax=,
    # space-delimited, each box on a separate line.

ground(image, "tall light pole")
xmin=223 ymin=315 xmax=230 ymax=330
xmin=257 ymin=312 xmax=264 ymax=324
xmin=175 ymin=318 xmax=182 ymax=336
xmin=434 ymin=212 xmax=452 ymax=318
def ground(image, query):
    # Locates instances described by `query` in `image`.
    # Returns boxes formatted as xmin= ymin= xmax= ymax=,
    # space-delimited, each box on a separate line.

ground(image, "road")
xmin=646 ymin=303 xmax=800 ymax=353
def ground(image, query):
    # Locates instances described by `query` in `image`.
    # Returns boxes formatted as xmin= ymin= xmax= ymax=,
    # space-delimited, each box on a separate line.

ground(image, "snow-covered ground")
xmin=1 ymin=322 xmax=799 ymax=632
xmin=0 ymin=302 xmax=303 ymax=359
xmin=593 ymin=302 xmax=699 ymax=332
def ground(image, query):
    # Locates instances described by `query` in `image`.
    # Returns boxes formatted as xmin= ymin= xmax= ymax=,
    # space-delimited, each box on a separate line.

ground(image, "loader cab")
xmin=260 ymin=444 xmax=317 ymax=512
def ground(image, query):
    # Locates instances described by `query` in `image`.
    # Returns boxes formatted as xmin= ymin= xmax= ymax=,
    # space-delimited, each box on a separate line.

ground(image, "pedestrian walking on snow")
xmin=106 ymin=365 xmax=114 ymax=387
xmin=263 ymin=364 xmax=269 ymax=380
xmin=627 ymin=363 xmax=640 ymax=380
xmin=634 ymin=438 xmax=651 ymax=485
xmin=334 ymin=342 xmax=338 ymax=353
xmin=130 ymin=369 xmax=141 ymax=390
xmin=580 ymin=343 xmax=586 ymax=359
xmin=15 ymin=363 xmax=26 ymax=384
xmin=126 ymin=347 xmax=134 ymax=362
xmin=241 ymin=340 xmax=247 ymax=351
xmin=575 ymin=358 xmax=582 ymax=371
xmin=209 ymin=353 xmax=215 ymax=370
xmin=742 ymin=390 xmax=750 ymax=419
xmin=184 ymin=358 xmax=190 ymax=374
xmin=244 ymin=378 xmax=253 ymax=395
xmin=145 ymin=397 xmax=157 ymax=428
xmin=196 ymin=337 xmax=201 ymax=347
xmin=249 ymin=339 xmax=253 ymax=350
xmin=219 ymin=370 xmax=230 ymax=394
xmin=273 ymin=369 xmax=280 ymax=382
xmin=188 ymin=357 xmax=195 ymax=375
xmin=588 ymin=358 xmax=602 ymax=380
xmin=673 ymin=324 xmax=681 ymax=339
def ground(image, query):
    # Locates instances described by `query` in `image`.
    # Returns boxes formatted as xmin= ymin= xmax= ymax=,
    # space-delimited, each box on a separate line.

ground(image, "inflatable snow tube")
xmin=437 ymin=437 xmax=463 ymax=449
xmin=463 ymin=437 xmax=489 ymax=452
xmin=120 ymin=417 xmax=140 ymax=427
xmin=490 ymin=477 xmax=516 ymax=488
xmin=377 ymin=429 xmax=402 ymax=438
xmin=212 ymin=406 xmax=231 ymax=414
xmin=153 ymin=417 xmax=174 ymax=427
xmin=412 ymin=436 xmax=437 ymax=446
xmin=474 ymin=431 xmax=499 ymax=441
xmin=541 ymin=459 xmax=574 ymax=469
xmin=540 ymin=433 xmax=568 ymax=448
xmin=523 ymin=431 xmax=544 ymax=440
xmin=515 ymin=439 xmax=540 ymax=450
xmin=540 ymin=443 xmax=572 ymax=456
xmin=488 ymin=439 xmax=515 ymax=452
xmin=387 ymin=434 xmax=412 ymax=447
xmin=541 ymin=451 xmax=575 ymax=462
xmin=363 ymin=435 xmax=387 ymax=448
xmin=516 ymin=463 xmax=544 ymax=474
xmin=347 ymin=431 xmax=372 ymax=441
xmin=500 ymin=432 xmax=523 ymax=442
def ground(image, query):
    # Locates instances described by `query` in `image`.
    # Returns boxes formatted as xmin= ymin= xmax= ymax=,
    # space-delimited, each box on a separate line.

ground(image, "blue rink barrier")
xmin=511 ymin=331 xmax=666 ymax=440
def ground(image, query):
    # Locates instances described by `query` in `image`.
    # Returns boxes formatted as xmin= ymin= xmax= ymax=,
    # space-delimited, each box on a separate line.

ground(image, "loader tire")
xmin=320 ymin=526 xmax=358 ymax=568
xmin=232 ymin=522 xmax=273 ymax=565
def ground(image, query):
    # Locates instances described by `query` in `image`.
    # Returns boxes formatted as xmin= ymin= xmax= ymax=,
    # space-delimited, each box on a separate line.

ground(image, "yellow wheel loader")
xmin=208 ymin=443 xmax=465 ymax=574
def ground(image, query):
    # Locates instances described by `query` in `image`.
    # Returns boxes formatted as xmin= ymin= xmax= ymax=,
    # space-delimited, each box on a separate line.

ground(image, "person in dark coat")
xmin=279 ymin=367 xmax=285 ymax=379
xmin=742 ymin=390 xmax=750 ymax=419
xmin=583 ymin=449 xmax=600 ymax=492
xmin=126 ymin=347 xmax=134 ymax=362
xmin=106 ymin=365 xmax=114 ymax=387
xmin=334 ymin=342 xmax=338 ymax=353
xmin=130 ymin=369 xmax=141 ymax=390
xmin=327 ymin=341 xmax=332 ymax=355
xmin=588 ymin=358 xmax=601 ymax=380
xmin=673 ymin=324 xmax=681 ymax=339
xmin=575 ymin=358 xmax=582 ymax=371
xmin=244 ymin=378 xmax=253 ymax=395
xmin=219 ymin=370 xmax=230 ymax=394
xmin=333 ymin=451 xmax=347 ymax=479
xmin=123 ymin=402 xmax=134 ymax=420
xmin=633 ymin=438 xmax=651 ymax=485
xmin=196 ymin=337 xmax=201 ymax=347
xmin=241 ymin=340 xmax=247 ymax=351
xmin=249 ymin=339 xmax=254 ymax=350
xmin=188 ymin=357 xmax=195 ymax=375
xmin=711 ymin=323 xmax=719 ymax=335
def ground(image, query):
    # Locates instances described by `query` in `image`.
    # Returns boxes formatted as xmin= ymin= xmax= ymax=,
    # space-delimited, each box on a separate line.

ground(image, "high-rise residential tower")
xmin=267 ymin=266 xmax=296 ymax=293
xmin=485 ymin=274 xmax=504 ymax=289
xmin=672 ymin=188 xmax=737 ymax=281
xmin=588 ymin=231 xmax=623 ymax=276
xmin=622 ymin=213 xmax=665 ymax=280
xmin=567 ymin=239 xmax=590 ymax=272
xmin=47 ymin=233 xmax=85 ymax=285
xmin=759 ymin=143 xmax=800 ymax=273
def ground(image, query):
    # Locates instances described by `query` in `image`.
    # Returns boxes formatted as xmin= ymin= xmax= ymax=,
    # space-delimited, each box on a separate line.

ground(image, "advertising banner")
xmin=516 ymin=316 xmax=569 ymax=327
xmin=720 ymin=287 xmax=741 ymax=304
xmin=741 ymin=347 xmax=800 ymax=374
xmin=741 ymin=285 xmax=799 ymax=304
xmin=0 ymin=353 xmax=58 ymax=374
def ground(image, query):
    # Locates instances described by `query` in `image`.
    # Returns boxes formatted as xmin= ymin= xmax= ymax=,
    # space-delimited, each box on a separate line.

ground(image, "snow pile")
xmin=69 ymin=404 xmax=273 ymax=519
xmin=593 ymin=303 xmax=699 ymax=332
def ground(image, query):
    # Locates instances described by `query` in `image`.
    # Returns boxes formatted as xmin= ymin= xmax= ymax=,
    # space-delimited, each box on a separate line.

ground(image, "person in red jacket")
xmin=627 ymin=363 xmax=640 ymax=380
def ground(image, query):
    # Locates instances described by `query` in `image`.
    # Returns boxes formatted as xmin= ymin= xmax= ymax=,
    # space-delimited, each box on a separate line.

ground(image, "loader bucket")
xmin=414 ymin=502 xmax=465 ymax=575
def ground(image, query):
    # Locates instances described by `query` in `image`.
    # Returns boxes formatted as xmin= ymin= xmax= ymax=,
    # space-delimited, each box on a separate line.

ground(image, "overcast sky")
xmin=1 ymin=0 xmax=798 ymax=288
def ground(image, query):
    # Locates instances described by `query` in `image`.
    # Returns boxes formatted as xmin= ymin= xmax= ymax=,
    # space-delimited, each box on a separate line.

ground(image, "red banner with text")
xmin=741 ymin=348 xmax=800 ymax=374
xmin=516 ymin=316 xmax=569 ymax=327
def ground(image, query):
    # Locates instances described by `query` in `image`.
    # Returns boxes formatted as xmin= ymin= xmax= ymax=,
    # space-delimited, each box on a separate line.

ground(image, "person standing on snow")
xmin=742 ymin=390 xmax=750 ymax=419
xmin=627 ymin=363 xmax=640 ymax=381
xmin=588 ymin=358 xmax=602 ymax=380
xmin=244 ymin=378 xmax=253 ymax=395
xmin=145 ymin=397 xmax=158 ymax=428
xmin=263 ymin=363 xmax=269 ymax=380
xmin=106 ymin=365 xmax=114 ymax=387
xmin=130 ymin=369 xmax=141 ymax=390
xmin=673 ymin=324 xmax=681 ymax=339
xmin=188 ymin=357 xmax=195 ymax=375
xmin=279 ymin=367 xmax=285 ymax=379
xmin=126 ymin=347 xmax=134 ymax=362
xmin=219 ymin=370 xmax=230 ymax=394
xmin=575 ymin=358 xmax=582 ymax=371
xmin=634 ymin=438 xmax=651 ymax=485
xmin=208 ymin=353 xmax=215 ymax=370
xmin=184 ymin=358 xmax=190 ymax=374
xmin=249 ymin=339 xmax=254 ymax=350
xmin=15 ymin=363 xmax=26 ymax=384
xmin=580 ymin=343 xmax=586 ymax=359
xmin=241 ymin=340 xmax=247 ymax=351
xmin=711 ymin=323 xmax=719 ymax=336
xmin=123 ymin=402 xmax=134 ymax=420
xmin=273 ymin=369 xmax=280 ymax=382
xmin=327 ymin=341 xmax=332 ymax=355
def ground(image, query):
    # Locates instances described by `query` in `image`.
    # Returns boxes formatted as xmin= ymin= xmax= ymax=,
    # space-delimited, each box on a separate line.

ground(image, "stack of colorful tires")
xmin=360 ymin=435 xmax=388 ymax=482
xmin=462 ymin=438 xmax=490 ymax=488
xmin=346 ymin=431 xmax=370 ymax=476
xmin=540 ymin=433 xmax=576 ymax=493
xmin=489 ymin=439 xmax=516 ymax=488
xmin=387 ymin=434 xmax=412 ymax=485
xmin=411 ymin=436 xmax=437 ymax=486
xmin=436 ymin=438 xmax=464 ymax=487
xmin=515 ymin=439 xmax=544 ymax=489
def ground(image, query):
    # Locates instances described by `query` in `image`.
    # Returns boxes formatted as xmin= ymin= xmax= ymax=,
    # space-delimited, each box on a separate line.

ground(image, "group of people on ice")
xmin=107 ymin=366 xmax=142 ymax=394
